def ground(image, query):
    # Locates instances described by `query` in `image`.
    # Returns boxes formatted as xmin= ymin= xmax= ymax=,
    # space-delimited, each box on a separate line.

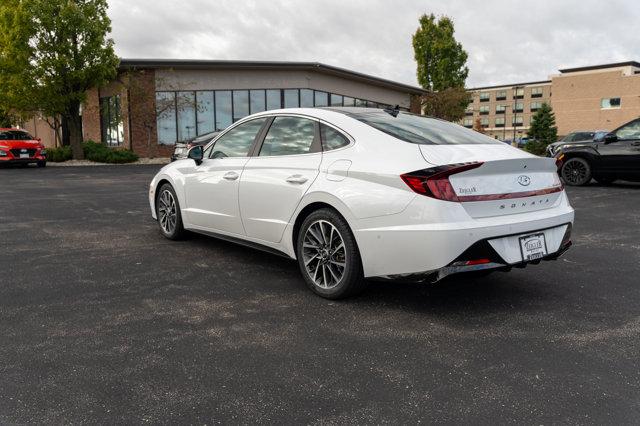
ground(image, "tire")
xmin=296 ymin=208 xmax=366 ymax=299
xmin=594 ymin=176 xmax=616 ymax=185
xmin=561 ymin=157 xmax=592 ymax=186
xmin=155 ymin=183 xmax=185 ymax=240
xmin=37 ymin=161 xmax=46 ymax=168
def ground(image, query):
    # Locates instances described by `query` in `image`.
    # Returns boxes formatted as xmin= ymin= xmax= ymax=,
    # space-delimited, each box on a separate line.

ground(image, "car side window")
xmin=615 ymin=119 xmax=640 ymax=140
xmin=259 ymin=116 xmax=316 ymax=156
xmin=320 ymin=123 xmax=350 ymax=151
xmin=209 ymin=118 xmax=267 ymax=159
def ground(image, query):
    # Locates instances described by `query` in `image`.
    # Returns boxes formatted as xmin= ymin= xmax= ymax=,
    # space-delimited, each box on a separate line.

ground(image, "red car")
xmin=0 ymin=128 xmax=47 ymax=167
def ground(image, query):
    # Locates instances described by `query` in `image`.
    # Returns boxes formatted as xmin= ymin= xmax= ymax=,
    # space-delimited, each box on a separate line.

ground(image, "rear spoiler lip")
xmin=456 ymin=185 xmax=563 ymax=202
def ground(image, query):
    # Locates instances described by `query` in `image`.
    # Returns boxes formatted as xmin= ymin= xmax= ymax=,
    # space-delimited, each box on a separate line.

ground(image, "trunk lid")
xmin=419 ymin=144 xmax=564 ymax=218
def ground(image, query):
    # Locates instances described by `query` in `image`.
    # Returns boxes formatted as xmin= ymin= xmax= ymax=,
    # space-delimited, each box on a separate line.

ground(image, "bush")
xmin=82 ymin=141 xmax=138 ymax=163
xmin=46 ymin=146 xmax=73 ymax=162
xmin=523 ymin=139 xmax=548 ymax=156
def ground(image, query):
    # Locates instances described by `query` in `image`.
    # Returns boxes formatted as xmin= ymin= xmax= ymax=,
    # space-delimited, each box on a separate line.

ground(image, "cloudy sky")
xmin=107 ymin=0 xmax=640 ymax=88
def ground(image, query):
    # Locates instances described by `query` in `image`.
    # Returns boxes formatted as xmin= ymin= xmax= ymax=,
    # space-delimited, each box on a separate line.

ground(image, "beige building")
xmin=463 ymin=80 xmax=552 ymax=141
xmin=464 ymin=61 xmax=640 ymax=140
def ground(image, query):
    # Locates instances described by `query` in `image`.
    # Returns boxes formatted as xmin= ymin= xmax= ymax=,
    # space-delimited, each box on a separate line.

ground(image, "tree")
xmin=472 ymin=117 xmax=485 ymax=134
xmin=0 ymin=108 xmax=14 ymax=127
xmin=413 ymin=14 xmax=469 ymax=92
xmin=525 ymin=103 xmax=558 ymax=155
xmin=412 ymin=14 xmax=471 ymax=121
xmin=0 ymin=0 xmax=119 ymax=159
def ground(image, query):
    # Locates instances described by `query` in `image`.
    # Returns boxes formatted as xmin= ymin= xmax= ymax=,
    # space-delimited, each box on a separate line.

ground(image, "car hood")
xmin=0 ymin=140 xmax=44 ymax=150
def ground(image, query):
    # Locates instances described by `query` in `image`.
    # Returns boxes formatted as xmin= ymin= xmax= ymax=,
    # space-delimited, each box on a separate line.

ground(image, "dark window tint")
xmin=210 ymin=118 xmax=267 ymax=159
xmin=320 ymin=124 xmax=349 ymax=151
xmin=0 ymin=130 xmax=34 ymax=140
xmin=351 ymin=112 xmax=502 ymax=145
xmin=260 ymin=116 xmax=316 ymax=156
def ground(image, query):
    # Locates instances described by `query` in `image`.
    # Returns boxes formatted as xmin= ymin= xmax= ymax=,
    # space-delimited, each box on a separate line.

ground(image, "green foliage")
xmin=0 ymin=0 xmax=120 ymax=159
xmin=526 ymin=103 xmax=558 ymax=155
xmin=0 ymin=107 xmax=14 ymax=127
xmin=412 ymin=14 xmax=469 ymax=92
xmin=82 ymin=141 xmax=138 ymax=163
xmin=46 ymin=142 xmax=138 ymax=163
xmin=419 ymin=86 xmax=471 ymax=122
xmin=46 ymin=145 xmax=73 ymax=162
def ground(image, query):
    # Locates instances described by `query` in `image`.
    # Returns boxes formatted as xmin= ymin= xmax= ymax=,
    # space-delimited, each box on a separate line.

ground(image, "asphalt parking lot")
xmin=1 ymin=165 xmax=639 ymax=424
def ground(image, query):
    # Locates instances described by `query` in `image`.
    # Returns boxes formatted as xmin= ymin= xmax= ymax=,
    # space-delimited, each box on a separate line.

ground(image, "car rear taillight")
xmin=400 ymin=162 xmax=484 ymax=202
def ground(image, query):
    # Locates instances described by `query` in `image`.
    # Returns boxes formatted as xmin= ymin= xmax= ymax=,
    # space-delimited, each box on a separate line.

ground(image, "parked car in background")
xmin=171 ymin=131 xmax=219 ymax=161
xmin=557 ymin=118 xmax=640 ymax=185
xmin=150 ymin=107 xmax=573 ymax=299
xmin=0 ymin=129 xmax=47 ymax=167
xmin=546 ymin=130 xmax=607 ymax=157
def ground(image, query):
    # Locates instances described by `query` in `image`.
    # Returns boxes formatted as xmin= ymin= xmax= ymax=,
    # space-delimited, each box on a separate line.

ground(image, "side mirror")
xmin=188 ymin=145 xmax=204 ymax=165
xmin=604 ymin=133 xmax=617 ymax=144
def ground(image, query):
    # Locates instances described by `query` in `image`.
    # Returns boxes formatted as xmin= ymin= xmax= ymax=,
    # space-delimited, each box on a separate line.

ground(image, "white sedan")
xmin=149 ymin=107 xmax=574 ymax=299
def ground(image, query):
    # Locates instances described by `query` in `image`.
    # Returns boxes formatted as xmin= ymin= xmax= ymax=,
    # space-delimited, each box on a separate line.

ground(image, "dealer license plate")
xmin=519 ymin=233 xmax=548 ymax=261
xmin=20 ymin=153 xmax=29 ymax=158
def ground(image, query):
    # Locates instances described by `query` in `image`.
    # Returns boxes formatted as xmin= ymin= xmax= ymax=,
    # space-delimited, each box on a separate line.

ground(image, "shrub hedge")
xmin=46 ymin=141 xmax=138 ymax=164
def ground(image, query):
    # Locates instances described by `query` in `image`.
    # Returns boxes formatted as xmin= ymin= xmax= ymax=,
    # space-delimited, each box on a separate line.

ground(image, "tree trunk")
xmin=61 ymin=116 xmax=71 ymax=146
xmin=67 ymin=102 xmax=84 ymax=160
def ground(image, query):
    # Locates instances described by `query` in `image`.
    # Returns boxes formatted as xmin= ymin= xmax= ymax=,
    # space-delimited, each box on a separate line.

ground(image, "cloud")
xmin=107 ymin=0 xmax=640 ymax=88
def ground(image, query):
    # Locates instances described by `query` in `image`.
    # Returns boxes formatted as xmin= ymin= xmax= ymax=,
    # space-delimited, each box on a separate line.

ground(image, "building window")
xmin=530 ymin=102 xmax=542 ymax=112
xmin=513 ymin=87 xmax=524 ymax=99
xmin=531 ymin=87 xmax=543 ymax=98
xmin=284 ymin=89 xmax=299 ymax=108
xmin=330 ymin=94 xmax=343 ymax=107
xmin=463 ymin=118 xmax=473 ymax=127
xmin=512 ymin=116 xmax=523 ymax=126
xmin=601 ymin=97 xmax=621 ymax=109
xmin=266 ymin=90 xmax=282 ymax=110
xmin=300 ymin=89 xmax=314 ymax=108
xmin=355 ymin=99 xmax=367 ymax=107
xmin=156 ymin=92 xmax=177 ymax=145
xmin=479 ymin=105 xmax=490 ymax=115
xmin=176 ymin=91 xmax=197 ymax=142
xmin=343 ymin=96 xmax=355 ymax=107
xmin=232 ymin=90 xmax=249 ymax=122
xmin=196 ymin=91 xmax=215 ymax=135
xmin=215 ymin=91 xmax=233 ymax=131
xmin=496 ymin=90 xmax=507 ymax=101
xmin=513 ymin=102 xmax=524 ymax=112
xmin=249 ymin=90 xmax=266 ymax=114
xmin=496 ymin=104 xmax=507 ymax=114
xmin=495 ymin=117 xmax=505 ymax=127
xmin=99 ymin=95 xmax=124 ymax=146
xmin=314 ymin=91 xmax=329 ymax=107
xmin=465 ymin=105 xmax=473 ymax=116
xmin=479 ymin=92 xmax=490 ymax=102
xmin=480 ymin=117 xmax=489 ymax=127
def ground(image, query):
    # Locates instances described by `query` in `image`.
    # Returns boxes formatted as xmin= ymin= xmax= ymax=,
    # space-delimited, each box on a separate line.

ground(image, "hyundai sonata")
xmin=149 ymin=107 xmax=574 ymax=299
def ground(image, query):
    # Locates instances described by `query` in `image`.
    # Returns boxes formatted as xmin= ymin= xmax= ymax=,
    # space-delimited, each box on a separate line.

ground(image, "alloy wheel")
xmin=302 ymin=220 xmax=347 ymax=289
xmin=562 ymin=159 xmax=589 ymax=185
xmin=158 ymin=189 xmax=177 ymax=234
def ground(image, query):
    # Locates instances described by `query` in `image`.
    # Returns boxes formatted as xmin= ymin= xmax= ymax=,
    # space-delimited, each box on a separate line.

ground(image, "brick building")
xmin=23 ymin=59 xmax=425 ymax=157
xmin=463 ymin=60 xmax=640 ymax=140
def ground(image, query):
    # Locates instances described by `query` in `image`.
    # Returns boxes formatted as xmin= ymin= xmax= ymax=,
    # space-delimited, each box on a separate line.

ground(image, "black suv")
xmin=557 ymin=118 xmax=640 ymax=186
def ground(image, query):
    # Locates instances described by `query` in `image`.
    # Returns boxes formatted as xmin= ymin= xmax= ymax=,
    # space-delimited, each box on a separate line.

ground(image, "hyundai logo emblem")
xmin=517 ymin=175 xmax=531 ymax=186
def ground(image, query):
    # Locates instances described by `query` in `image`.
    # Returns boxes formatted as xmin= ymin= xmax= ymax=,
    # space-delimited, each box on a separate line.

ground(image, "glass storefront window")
xmin=300 ymin=89 xmax=314 ymax=108
xmin=266 ymin=90 xmax=281 ymax=110
xmin=330 ymin=94 xmax=343 ymax=106
xmin=177 ymin=91 xmax=196 ymax=142
xmin=100 ymin=95 xmax=124 ymax=146
xmin=156 ymin=92 xmax=177 ymax=145
xmin=233 ymin=90 xmax=249 ymax=122
xmin=343 ymin=96 xmax=355 ymax=107
xmin=284 ymin=89 xmax=299 ymax=108
xmin=196 ymin=91 xmax=214 ymax=135
xmin=215 ymin=91 xmax=232 ymax=130
xmin=250 ymin=90 xmax=266 ymax=114
xmin=314 ymin=91 xmax=328 ymax=107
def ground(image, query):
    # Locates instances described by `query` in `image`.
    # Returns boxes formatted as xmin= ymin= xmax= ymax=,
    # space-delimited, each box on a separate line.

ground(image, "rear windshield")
xmin=0 ymin=130 xmax=34 ymax=140
xmin=349 ymin=111 xmax=502 ymax=145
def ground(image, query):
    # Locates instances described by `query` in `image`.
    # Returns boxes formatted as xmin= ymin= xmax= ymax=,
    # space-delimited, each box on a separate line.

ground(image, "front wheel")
xmin=155 ymin=183 xmax=185 ymax=240
xmin=296 ymin=208 xmax=366 ymax=299
xmin=561 ymin=157 xmax=592 ymax=186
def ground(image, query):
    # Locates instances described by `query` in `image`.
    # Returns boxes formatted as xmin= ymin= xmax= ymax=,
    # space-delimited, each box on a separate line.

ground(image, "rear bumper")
xmin=354 ymin=191 xmax=575 ymax=278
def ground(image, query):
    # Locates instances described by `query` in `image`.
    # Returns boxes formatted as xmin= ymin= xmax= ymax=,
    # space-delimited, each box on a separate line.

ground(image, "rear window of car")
xmin=0 ymin=130 xmax=34 ymax=140
xmin=347 ymin=111 xmax=501 ymax=145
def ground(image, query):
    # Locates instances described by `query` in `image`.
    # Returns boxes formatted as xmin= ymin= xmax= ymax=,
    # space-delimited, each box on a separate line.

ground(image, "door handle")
xmin=286 ymin=174 xmax=308 ymax=184
xmin=223 ymin=171 xmax=239 ymax=181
